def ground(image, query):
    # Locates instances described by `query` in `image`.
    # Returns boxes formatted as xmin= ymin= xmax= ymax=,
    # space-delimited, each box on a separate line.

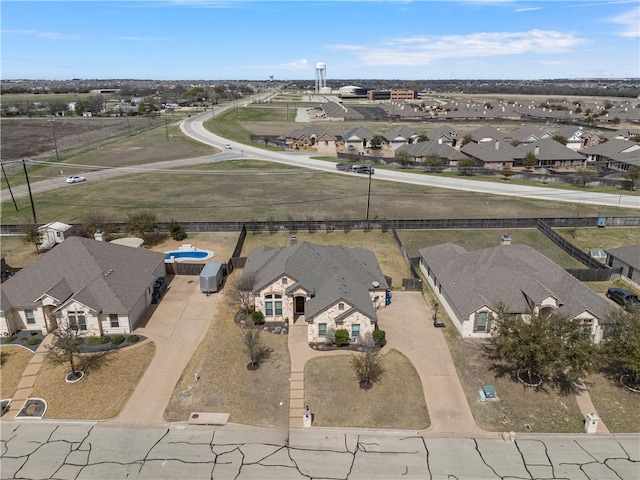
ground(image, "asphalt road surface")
xmin=1 ymin=422 xmax=638 ymax=479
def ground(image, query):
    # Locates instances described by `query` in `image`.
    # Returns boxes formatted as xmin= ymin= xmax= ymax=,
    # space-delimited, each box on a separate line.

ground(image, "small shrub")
xmin=252 ymin=311 xmax=264 ymax=325
xmin=373 ymin=329 xmax=386 ymax=347
xmin=112 ymin=335 xmax=126 ymax=345
xmin=86 ymin=336 xmax=103 ymax=346
xmin=100 ymin=335 xmax=111 ymax=344
xmin=6 ymin=335 xmax=17 ymax=343
xmin=127 ymin=334 xmax=140 ymax=343
xmin=20 ymin=337 xmax=28 ymax=343
xmin=335 ymin=329 xmax=350 ymax=346
xmin=27 ymin=337 xmax=41 ymax=346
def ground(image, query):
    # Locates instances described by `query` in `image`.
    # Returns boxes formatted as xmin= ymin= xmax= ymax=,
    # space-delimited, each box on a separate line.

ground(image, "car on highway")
xmin=224 ymin=144 xmax=232 ymax=149
xmin=65 ymin=176 xmax=86 ymax=184
xmin=606 ymin=287 xmax=640 ymax=309
xmin=353 ymin=165 xmax=374 ymax=174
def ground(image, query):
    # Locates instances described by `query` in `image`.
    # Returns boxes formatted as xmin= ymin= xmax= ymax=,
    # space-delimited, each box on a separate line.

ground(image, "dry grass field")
xmin=163 ymin=273 xmax=291 ymax=427
xmin=0 ymin=346 xmax=33 ymax=399
xmin=30 ymin=341 xmax=155 ymax=420
xmin=304 ymin=349 xmax=430 ymax=429
xmin=584 ymin=372 xmax=640 ymax=433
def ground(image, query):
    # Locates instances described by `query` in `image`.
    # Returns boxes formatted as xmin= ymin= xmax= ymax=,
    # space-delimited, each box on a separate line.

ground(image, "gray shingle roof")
xmin=605 ymin=244 xmax=640 ymax=270
xmin=1 ymin=236 xmax=165 ymax=314
xmin=418 ymin=243 xmax=614 ymax=322
xmin=241 ymin=242 xmax=388 ymax=321
xmin=515 ymin=138 xmax=585 ymax=161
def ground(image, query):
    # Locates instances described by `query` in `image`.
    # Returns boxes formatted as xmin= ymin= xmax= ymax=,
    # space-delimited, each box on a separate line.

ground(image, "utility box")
xmin=585 ymin=412 xmax=599 ymax=434
xmin=200 ymin=262 xmax=224 ymax=294
xmin=483 ymin=385 xmax=497 ymax=399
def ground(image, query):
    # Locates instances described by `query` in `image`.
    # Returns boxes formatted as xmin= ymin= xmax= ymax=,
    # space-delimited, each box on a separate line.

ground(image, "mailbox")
xmin=585 ymin=412 xmax=599 ymax=434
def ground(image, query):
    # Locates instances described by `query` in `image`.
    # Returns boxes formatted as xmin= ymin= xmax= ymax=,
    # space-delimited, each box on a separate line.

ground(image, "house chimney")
xmin=438 ymin=138 xmax=442 ymax=145
xmin=94 ymin=230 xmax=105 ymax=242
xmin=534 ymin=145 xmax=539 ymax=156
xmin=495 ymin=140 xmax=499 ymax=150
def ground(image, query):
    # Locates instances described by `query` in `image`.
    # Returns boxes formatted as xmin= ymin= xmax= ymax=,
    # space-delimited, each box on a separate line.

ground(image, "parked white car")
xmin=224 ymin=144 xmax=232 ymax=149
xmin=66 ymin=176 xmax=86 ymax=184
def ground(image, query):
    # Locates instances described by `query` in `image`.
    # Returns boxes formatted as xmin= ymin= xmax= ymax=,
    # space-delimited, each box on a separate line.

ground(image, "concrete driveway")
xmin=106 ymin=275 xmax=219 ymax=426
xmin=377 ymin=291 xmax=487 ymax=437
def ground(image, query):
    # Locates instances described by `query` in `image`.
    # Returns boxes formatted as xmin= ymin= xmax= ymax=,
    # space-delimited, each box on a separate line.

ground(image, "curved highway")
xmin=2 ymin=96 xmax=638 ymax=211
xmin=181 ymin=107 xmax=639 ymax=210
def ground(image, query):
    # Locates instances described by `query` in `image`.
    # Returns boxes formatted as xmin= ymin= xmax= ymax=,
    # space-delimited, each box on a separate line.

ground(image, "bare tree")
xmin=22 ymin=223 xmax=42 ymax=254
xmin=242 ymin=328 xmax=270 ymax=370
xmin=227 ymin=273 xmax=255 ymax=314
xmin=351 ymin=346 xmax=385 ymax=389
xmin=46 ymin=324 xmax=87 ymax=382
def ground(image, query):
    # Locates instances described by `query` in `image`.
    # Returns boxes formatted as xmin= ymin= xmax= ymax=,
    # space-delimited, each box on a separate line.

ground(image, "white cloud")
xmin=117 ymin=36 xmax=178 ymax=41
xmin=328 ymin=30 xmax=587 ymax=67
xmin=1 ymin=29 xmax=80 ymax=40
xmin=235 ymin=58 xmax=309 ymax=71
xmin=609 ymin=6 xmax=640 ymax=37
xmin=514 ymin=7 xmax=542 ymax=12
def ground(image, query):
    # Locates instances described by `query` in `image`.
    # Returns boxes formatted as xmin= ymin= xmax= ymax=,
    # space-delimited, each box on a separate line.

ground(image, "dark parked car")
xmin=606 ymin=287 xmax=640 ymax=309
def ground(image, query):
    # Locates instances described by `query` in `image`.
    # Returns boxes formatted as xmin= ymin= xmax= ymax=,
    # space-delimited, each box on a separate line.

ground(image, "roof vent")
xmin=104 ymin=269 xmax=113 ymax=276
xmin=372 ymin=281 xmax=380 ymax=288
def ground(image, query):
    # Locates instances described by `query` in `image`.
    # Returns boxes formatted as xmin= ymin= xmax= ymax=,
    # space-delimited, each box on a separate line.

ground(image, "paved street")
xmin=1 ymin=422 xmax=638 ymax=479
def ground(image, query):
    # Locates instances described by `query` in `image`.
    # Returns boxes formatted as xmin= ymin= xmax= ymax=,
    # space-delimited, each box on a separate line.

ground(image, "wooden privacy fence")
xmin=2 ymin=216 xmax=640 ymax=235
xmin=536 ymin=220 xmax=609 ymax=269
xmin=566 ymin=268 xmax=622 ymax=282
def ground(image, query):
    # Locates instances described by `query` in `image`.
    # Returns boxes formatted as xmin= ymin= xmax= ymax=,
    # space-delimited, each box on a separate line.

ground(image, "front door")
xmin=294 ymin=296 xmax=305 ymax=317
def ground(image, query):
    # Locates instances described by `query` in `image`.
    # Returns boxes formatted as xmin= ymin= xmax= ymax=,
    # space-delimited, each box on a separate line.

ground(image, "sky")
xmin=1 ymin=0 xmax=639 ymax=81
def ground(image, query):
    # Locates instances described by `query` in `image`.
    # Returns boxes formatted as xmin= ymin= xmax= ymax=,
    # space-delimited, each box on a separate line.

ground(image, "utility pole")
xmin=47 ymin=116 xmax=60 ymax=161
xmin=22 ymin=160 xmax=37 ymax=223
xmin=1 ymin=162 xmax=19 ymax=211
xmin=365 ymin=167 xmax=372 ymax=222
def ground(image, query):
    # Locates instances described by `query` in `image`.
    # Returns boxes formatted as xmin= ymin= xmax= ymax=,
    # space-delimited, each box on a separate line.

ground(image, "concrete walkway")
xmin=377 ymin=291 xmax=487 ymax=437
xmin=106 ymin=275 xmax=218 ymax=426
xmin=286 ymin=291 xmax=486 ymax=436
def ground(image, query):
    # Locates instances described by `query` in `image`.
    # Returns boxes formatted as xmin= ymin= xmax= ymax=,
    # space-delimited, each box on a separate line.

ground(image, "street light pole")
xmin=47 ymin=116 xmax=59 ymax=161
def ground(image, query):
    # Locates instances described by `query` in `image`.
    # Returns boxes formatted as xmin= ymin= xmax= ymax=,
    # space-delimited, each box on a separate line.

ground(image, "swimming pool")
xmin=164 ymin=247 xmax=214 ymax=263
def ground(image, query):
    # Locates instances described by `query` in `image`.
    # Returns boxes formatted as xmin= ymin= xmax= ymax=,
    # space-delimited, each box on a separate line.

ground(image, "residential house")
xmin=285 ymin=125 xmax=337 ymax=155
xmin=0 ymin=236 xmax=166 ymax=336
xmin=579 ymin=139 xmax=640 ymax=171
xmin=426 ymin=125 xmax=459 ymax=146
xmin=553 ymin=126 xmax=602 ymax=150
xmin=515 ymin=138 xmax=586 ymax=168
xmin=342 ymin=126 xmax=377 ymax=154
xmin=419 ymin=243 xmax=614 ymax=342
xmin=460 ymin=140 xmax=518 ymax=169
xmin=240 ymin=242 xmax=389 ymax=344
xmin=509 ymin=126 xmax=553 ymax=144
xmin=466 ymin=125 xmax=507 ymax=144
xmin=605 ymin=244 xmax=640 ymax=289
xmin=382 ymin=125 xmax=419 ymax=150
xmin=397 ymin=138 xmax=467 ymax=166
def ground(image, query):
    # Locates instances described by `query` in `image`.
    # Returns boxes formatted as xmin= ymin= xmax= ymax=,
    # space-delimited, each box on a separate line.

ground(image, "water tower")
xmin=315 ymin=62 xmax=327 ymax=93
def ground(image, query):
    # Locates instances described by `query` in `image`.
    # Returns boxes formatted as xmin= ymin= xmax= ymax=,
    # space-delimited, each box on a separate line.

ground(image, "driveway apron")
xmin=106 ymin=275 xmax=218 ymax=426
xmin=377 ymin=291 xmax=485 ymax=437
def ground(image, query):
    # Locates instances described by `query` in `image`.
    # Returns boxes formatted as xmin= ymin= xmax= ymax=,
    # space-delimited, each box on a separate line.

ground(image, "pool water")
xmin=164 ymin=249 xmax=214 ymax=262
